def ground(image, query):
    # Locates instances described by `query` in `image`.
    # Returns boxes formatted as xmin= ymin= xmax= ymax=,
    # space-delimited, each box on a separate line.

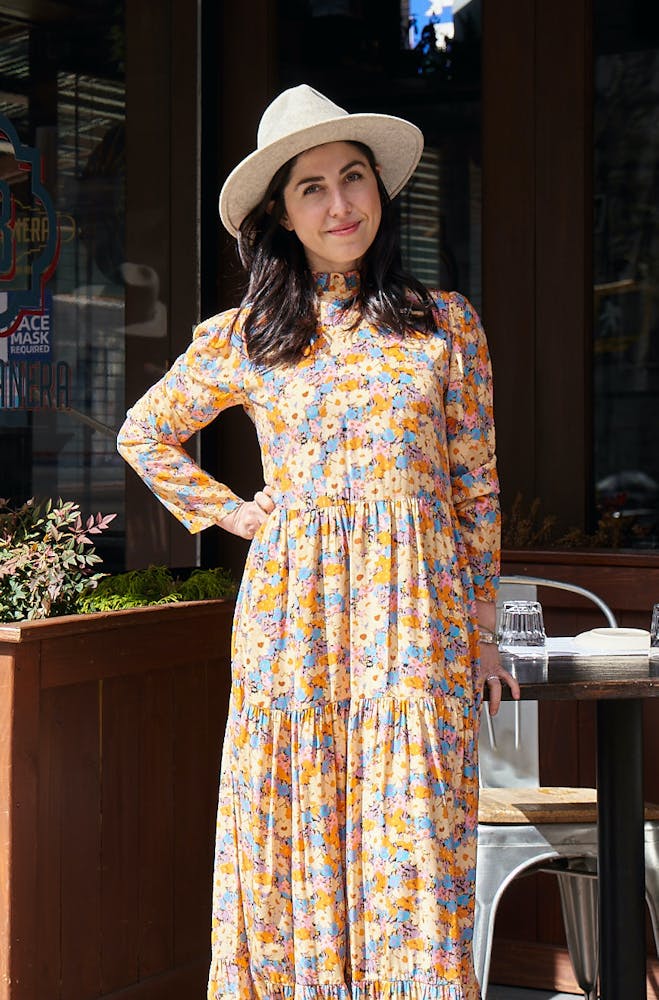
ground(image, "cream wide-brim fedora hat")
xmin=218 ymin=84 xmax=424 ymax=238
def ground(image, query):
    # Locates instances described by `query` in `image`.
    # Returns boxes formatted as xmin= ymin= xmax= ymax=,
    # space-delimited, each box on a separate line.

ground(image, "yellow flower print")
xmin=118 ymin=277 xmax=497 ymax=1000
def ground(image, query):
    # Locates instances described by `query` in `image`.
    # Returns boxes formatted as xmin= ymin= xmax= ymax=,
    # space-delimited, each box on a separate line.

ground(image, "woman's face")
xmin=281 ymin=141 xmax=382 ymax=273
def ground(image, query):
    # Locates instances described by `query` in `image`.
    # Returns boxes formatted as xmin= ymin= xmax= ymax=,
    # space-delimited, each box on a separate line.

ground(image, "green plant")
xmin=176 ymin=566 xmax=237 ymax=602
xmin=77 ymin=564 xmax=237 ymax=613
xmin=0 ymin=498 xmax=116 ymax=622
xmin=77 ymin=565 xmax=180 ymax=612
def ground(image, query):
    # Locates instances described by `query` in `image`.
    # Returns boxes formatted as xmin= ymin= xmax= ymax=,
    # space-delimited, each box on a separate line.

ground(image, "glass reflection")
xmin=0 ymin=8 xmax=126 ymax=568
xmin=593 ymin=4 xmax=659 ymax=548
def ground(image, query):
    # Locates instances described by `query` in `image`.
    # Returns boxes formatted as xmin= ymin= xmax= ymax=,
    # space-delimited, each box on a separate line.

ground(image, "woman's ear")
xmin=268 ymin=198 xmax=293 ymax=231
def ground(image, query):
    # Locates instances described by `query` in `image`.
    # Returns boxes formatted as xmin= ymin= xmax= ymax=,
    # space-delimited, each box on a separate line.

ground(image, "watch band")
xmin=478 ymin=626 xmax=500 ymax=645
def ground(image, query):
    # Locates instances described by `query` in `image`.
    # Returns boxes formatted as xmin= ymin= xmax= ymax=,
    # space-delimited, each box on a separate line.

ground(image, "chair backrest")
xmin=478 ymin=575 xmax=619 ymax=790
xmin=479 ymin=580 xmax=540 ymax=788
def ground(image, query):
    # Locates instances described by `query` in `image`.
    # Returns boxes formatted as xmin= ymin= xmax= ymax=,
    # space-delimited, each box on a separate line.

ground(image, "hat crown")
xmin=219 ymin=83 xmax=423 ymax=237
xmin=257 ymin=85 xmax=349 ymax=151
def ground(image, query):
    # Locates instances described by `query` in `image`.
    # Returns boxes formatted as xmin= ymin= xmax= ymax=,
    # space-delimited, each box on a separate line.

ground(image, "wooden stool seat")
xmin=478 ymin=786 xmax=659 ymax=825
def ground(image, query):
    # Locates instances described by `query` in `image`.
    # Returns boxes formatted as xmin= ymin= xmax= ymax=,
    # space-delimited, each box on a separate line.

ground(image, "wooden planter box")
xmin=492 ymin=549 xmax=659 ymax=995
xmin=0 ymin=600 xmax=234 ymax=1000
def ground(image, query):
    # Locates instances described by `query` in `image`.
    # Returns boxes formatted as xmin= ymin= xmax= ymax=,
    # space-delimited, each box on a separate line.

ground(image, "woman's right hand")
xmin=219 ymin=486 xmax=276 ymax=539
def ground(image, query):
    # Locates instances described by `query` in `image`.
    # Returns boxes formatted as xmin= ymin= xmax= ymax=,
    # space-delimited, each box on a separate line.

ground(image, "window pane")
xmin=0 ymin=8 xmax=126 ymax=568
xmin=276 ymin=0 xmax=482 ymax=308
xmin=593 ymin=5 xmax=659 ymax=548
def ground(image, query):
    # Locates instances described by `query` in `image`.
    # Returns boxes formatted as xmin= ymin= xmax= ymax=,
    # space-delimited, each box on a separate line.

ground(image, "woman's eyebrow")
xmin=293 ymin=159 xmax=366 ymax=189
xmin=339 ymin=159 xmax=366 ymax=175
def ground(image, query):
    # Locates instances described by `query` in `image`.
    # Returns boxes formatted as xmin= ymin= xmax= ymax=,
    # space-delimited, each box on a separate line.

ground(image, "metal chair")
xmin=474 ymin=575 xmax=659 ymax=999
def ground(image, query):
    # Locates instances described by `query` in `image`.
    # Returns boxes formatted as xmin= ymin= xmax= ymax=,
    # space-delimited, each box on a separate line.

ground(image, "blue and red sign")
xmin=0 ymin=114 xmax=61 ymax=338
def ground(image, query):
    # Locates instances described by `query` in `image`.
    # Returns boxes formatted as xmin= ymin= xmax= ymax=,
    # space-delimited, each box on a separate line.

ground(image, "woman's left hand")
xmin=478 ymin=642 xmax=520 ymax=716
xmin=219 ymin=485 xmax=277 ymax=539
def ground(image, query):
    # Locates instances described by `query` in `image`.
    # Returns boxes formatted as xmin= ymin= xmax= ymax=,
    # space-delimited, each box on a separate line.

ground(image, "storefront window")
xmin=0 ymin=8 xmax=126 ymax=566
xmin=277 ymin=0 xmax=482 ymax=309
xmin=593 ymin=3 xmax=659 ymax=548
xmin=398 ymin=1 xmax=482 ymax=307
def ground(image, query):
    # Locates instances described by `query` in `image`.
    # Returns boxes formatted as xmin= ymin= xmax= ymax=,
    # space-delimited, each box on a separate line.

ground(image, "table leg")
xmin=597 ymin=698 xmax=646 ymax=999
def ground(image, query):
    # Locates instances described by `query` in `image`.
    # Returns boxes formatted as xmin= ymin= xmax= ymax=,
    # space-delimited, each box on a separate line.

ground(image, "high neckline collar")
xmin=312 ymin=270 xmax=361 ymax=303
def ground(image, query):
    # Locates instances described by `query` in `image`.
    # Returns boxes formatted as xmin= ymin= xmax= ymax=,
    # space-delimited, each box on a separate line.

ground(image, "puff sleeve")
xmin=117 ymin=310 xmax=249 ymax=533
xmin=444 ymin=292 xmax=501 ymax=601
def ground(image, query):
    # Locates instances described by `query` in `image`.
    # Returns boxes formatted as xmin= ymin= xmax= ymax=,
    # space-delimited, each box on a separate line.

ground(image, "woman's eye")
xmin=302 ymin=184 xmax=321 ymax=196
xmin=345 ymin=171 xmax=363 ymax=183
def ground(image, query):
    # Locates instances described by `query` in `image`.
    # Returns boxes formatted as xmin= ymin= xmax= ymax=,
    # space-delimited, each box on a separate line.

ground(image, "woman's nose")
xmin=328 ymin=187 xmax=351 ymax=215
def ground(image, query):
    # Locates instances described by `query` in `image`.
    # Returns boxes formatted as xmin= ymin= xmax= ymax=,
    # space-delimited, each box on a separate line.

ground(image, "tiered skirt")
xmin=208 ymin=499 xmax=481 ymax=1000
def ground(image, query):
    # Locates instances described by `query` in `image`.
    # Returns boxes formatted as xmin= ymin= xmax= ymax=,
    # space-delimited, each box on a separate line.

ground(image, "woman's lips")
xmin=327 ymin=221 xmax=360 ymax=236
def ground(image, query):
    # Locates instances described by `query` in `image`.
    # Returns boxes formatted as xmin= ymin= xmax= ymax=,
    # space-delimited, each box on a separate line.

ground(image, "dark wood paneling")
xmin=535 ymin=874 xmax=569 ymax=949
xmin=100 ymin=959 xmax=208 ymax=999
xmin=490 ymin=938 xmax=659 ymax=997
xmin=534 ymin=0 xmax=593 ymax=531
xmin=138 ymin=669 xmax=175 ymax=978
xmin=58 ymin=682 xmax=102 ymax=999
xmin=101 ymin=676 xmax=141 ymax=993
xmin=124 ymin=0 xmax=198 ymax=571
xmin=504 ymin=547 xmax=659 ymax=615
xmin=483 ymin=0 xmax=595 ymax=533
xmin=492 ymin=872 xmax=538 ymax=942
xmin=34 ymin=602 xmax=232 ymax=689
xmin=219 ymin=0 xmax=277 ymax=216
xmin=124 ymin=0 xmax=174 ymax=569
xmin=211 ymin=0 xmax=278 ymax=580
xmin=37 ymin=689 xmax=62 ymax=997
xmin=173 ymin=663 xmax=215 ymax=966
xmin=169 ymin=0 xmax=204 ymax=571
xmin=0 ymin=600 xmax=232 ymax=645
xmin=482 ymin=0 xmax=537 ymax=509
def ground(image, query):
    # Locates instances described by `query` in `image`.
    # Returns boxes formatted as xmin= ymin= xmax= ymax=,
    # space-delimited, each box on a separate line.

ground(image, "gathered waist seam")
xmin=274 ymin=495 xmax=447 ymax=513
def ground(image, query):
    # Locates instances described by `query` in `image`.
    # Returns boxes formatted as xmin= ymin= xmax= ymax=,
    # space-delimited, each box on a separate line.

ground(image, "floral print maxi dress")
xmin=117 ymin=271 xmax=500 ymax=1000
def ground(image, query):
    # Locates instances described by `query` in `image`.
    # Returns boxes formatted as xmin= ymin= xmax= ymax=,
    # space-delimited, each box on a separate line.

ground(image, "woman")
xmin=118 ymin=84 xmax=519 ymax=1000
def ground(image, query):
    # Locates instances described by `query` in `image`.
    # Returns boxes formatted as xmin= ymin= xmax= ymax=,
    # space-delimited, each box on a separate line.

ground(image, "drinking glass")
xmin=499 ymin=600 xmax=547 ymax=649
xmin=651 ymin=604 xmax=659 ymax=658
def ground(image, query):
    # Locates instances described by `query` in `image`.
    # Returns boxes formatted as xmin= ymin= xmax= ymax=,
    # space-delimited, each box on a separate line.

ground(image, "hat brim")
xmin=218 ymin=113 xmax=424 ymax=238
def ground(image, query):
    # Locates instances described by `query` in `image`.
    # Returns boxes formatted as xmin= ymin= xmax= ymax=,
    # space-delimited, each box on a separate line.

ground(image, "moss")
xmin=77 ymin=564 xmax=237 ymax=613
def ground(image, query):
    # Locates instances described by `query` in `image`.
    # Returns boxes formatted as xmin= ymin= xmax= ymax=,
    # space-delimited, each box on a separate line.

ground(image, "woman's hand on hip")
xmin=219 ymin=485 xmax=276 ymax=539
xmin=478 ymin=642 xmax=521 ymax=716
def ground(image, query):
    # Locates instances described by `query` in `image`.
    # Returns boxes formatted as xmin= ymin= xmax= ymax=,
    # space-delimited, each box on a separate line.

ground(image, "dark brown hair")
xmin=234 ymin=142 xmax=436 ymax=367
